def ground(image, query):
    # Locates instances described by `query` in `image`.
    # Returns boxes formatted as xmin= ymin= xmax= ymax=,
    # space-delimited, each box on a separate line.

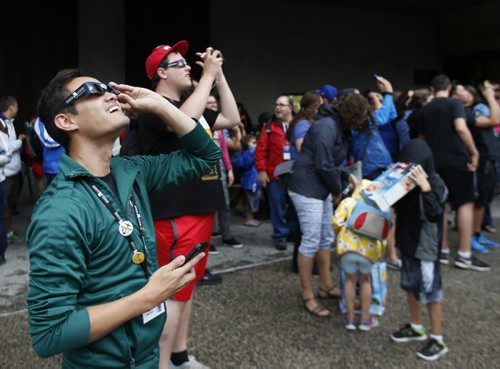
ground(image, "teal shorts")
xmin=340 ymin=252 xmax=373 ymax=274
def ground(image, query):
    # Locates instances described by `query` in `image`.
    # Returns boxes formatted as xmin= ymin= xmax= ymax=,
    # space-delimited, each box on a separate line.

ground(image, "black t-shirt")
xmin=417 ymin=97 xmax=468 ymax=169
xmin=136 ymin=99 xmax=224 ymax=219
xmin=98 ymin=173 xmax=119 ymax=198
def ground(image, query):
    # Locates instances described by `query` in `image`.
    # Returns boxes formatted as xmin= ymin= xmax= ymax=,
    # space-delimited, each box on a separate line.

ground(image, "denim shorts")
xmin=340 ymin=252 xmax=373 ymax=274
xmin=401 ymin=256 xmax=443 ymax=304
xmin=288 ymin=191 xmax=334 ymax=258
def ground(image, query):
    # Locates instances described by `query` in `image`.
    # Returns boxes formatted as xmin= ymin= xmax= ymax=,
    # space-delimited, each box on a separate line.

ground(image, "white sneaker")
xmin=358 ymin=316 xmax=379 ymax=332
xmin=170 ymin=355 xmax=211 ymax=369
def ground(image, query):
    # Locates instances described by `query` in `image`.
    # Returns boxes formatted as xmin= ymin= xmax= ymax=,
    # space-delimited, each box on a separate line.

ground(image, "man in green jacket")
xmin=27 ymin=68 xmax=221 ymax=368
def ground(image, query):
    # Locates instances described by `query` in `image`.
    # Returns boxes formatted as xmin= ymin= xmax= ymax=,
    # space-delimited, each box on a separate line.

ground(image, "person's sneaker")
xmin=196 ymin=270 xmax=222 ymax=286
xmin=344 ymin=316 xmax=356 ymax=331
xmin=390 ymin=323 xmax=427 ymax=343
xmin=416 ymin=339 xmax=448 ymax=361
xmin=454 ymin=254 xmax=491 ymax=272
xmin=274 ymin=240 xmax=287 ymax=251
xmin=208 ymin=244 xmax=219 ymax=255
xmin=471 ymin=235 xmax=489 ymax=254
xmin=482 ymin=224 xmax=497 ymax=234
xmin=358 ymin=316 xmax=379 ymax=332
xmin=7 ymin=231 xmax=24 ymax=244
xmin=170 ymin=355 xmax=211 ymax=369
xmin=439 ymin=250 xmax=450 ymax=265
xmin=222 ymin=237 xmax=244 ymax=249
xmin=476 ymin=233 xmax=500 ymax=248
xmin=0 ymin=255 xmax=6 ymax=266
xmin=210 ymin=232 xmax=222 ymax=240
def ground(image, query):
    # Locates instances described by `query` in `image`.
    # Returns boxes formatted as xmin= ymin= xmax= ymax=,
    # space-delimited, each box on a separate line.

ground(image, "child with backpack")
xmin=236 ymin=134 xmax=262 ymax=227
xmin=333 ymin=177 xmax=388 ymax=331
xmin=390 ymin=139 xmax=449 ymax=361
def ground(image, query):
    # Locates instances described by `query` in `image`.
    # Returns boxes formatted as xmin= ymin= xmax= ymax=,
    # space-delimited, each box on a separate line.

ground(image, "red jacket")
xmin=255 ymin=121 xmax=288 ymax=180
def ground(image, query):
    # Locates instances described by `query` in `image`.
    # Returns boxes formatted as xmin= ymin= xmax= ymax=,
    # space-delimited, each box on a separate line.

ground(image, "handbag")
xmin=273 ymin=160 xmax=295 ymax=188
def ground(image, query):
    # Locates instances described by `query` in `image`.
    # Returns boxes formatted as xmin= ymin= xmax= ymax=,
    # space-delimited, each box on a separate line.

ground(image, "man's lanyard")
xmin=85 ymin=180 xmax=150 ymax=279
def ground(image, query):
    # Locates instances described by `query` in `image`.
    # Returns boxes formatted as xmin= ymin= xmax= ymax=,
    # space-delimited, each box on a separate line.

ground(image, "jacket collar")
xmin=59 ymin=153 xmax=140 ymax=204
xmin=59 ymin=154 xmax=94 ymax=179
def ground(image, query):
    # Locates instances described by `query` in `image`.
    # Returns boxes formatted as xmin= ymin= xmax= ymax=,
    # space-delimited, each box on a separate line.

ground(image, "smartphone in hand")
xmin=184 ymin=242 xmax=209 ymax=263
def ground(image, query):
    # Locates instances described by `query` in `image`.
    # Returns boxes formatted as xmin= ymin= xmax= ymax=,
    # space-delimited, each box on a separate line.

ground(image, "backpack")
xmin=23 ymin=120 xmax=44 ymax=165
xmin=346 ymin=196 xmax=391 ymax=240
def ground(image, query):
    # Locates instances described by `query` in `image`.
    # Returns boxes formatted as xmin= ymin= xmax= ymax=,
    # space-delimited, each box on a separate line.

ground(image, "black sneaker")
xmin=196 ymin=270 xmax=222 ymax=286
xmin=274 ymin=240 xmax=287 ymax=251
xmin=390 ymin=323 xmax=428 ymax=343
xmin=416 ymin=339 xmax=448 ymax=361
xmin=0 ymin=255 xmax=5 ymax=266
xmin=439 ymin=250 xmax=450 ymax=265
xmin=223 ymin=237 xmax=243 ymax=249
xmin=211 ymin=232 xmax=222 ymax=240
xmin=454 ymin=254 xmax=490 ymax=272
xmin=209 ymin=244 xmax=219 ymax=255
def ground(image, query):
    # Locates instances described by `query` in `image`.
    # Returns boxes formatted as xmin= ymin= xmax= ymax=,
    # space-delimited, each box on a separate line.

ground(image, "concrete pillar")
xmin=78 ymin=0 xmax=125 ymax=83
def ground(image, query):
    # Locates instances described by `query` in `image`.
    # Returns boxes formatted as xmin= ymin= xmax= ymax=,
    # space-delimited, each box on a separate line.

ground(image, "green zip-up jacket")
xmin=27 ymin=124 xmax=220 ymax=368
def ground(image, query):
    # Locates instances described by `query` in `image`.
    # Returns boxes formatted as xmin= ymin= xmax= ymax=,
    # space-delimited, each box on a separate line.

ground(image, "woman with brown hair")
xmin=287 ymin=93 xmax=369 ymax=317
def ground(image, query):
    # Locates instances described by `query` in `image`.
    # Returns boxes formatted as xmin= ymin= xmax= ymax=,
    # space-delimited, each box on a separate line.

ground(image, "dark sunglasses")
xmin=161 ymin=59 xmax=189 ymax=69
xmin=61 ymin=82 xmax=118 ymax=109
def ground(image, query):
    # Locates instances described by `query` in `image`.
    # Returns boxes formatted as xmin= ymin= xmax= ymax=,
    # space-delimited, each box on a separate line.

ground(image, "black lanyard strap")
xmin=86 ymin=179 xmax=150 ymax=278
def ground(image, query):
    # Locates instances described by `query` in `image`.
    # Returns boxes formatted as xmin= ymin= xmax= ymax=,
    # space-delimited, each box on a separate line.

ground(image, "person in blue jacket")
xmin=363 ymin=75 xmax=398 ymax=159
xmin=237 ymin=134 xmax=262 ymax=227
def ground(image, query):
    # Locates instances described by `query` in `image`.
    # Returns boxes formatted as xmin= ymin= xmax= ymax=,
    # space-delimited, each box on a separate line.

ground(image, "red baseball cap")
xmin=145 ymin=40 xmax=189 ymax=80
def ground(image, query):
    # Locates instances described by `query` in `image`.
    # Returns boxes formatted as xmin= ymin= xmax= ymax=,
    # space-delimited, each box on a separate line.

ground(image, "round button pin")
xmin=118 ymin=220 xmax=134 ymax=237
xmin=132 ymin=251 xmax=145 ymax=264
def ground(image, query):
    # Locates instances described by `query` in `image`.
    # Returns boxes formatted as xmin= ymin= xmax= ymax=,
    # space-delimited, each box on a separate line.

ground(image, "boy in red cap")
xmin=139 ymin=40 xmax=240 ymax=369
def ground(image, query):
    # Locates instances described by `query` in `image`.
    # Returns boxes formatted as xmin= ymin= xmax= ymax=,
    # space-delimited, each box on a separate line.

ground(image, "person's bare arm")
xmin=226 ymin=126 xmax=242 ymax=151
xmin=87 ymin=253 xmax=204 ymax=343
xmin=295 ymin=137 xmax=304 ymax=153
xmin=475 ymin=86 xmax=500 ymax=128
xmin=180 ymin=47 xmax=223 ymax=119
xmin=212 ymin=71 xmax=240 ymax=130
xmin=454 ymin=117 xmax=479 ymax=171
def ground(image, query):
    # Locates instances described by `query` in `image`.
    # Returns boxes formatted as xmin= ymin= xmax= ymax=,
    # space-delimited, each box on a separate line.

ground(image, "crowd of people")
xmin=0 ymin=38 xmax=499 ymax=368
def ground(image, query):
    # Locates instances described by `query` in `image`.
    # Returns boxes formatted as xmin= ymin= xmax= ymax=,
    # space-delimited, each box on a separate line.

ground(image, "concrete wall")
xmin=210 ymin=0 xmax=441 ymax=123
xmin=441 ymin=2 xmax=500 ymax=56
xmin=78 ymin=0 xmax=125 ymax=83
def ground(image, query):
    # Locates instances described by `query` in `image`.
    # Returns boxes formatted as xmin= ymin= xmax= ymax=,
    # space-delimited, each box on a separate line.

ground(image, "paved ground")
xmin=1 ymin=186 xmax=500 ymax=368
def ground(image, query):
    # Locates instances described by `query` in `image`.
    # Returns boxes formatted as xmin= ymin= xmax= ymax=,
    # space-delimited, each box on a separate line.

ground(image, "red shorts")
xmin=155 ymin=213 xmax=214 ymax=301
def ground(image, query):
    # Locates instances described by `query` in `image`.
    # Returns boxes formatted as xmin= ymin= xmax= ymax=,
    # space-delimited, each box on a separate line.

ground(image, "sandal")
xmin=317 ymin=286 xmax=341 ymax=299
xmin=303 ymin=297 xmax=330 ymax=317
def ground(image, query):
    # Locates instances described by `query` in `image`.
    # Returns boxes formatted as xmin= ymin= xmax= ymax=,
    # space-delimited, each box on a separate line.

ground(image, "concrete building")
xmin=1 ymin=0 xmax=499 ymax=127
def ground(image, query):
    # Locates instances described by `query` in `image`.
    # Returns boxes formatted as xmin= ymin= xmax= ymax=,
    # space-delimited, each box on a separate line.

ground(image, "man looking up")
xmin=27 ymin=68 xmax=220 ymax=368
xmin=138 ymin=40 xmax=239 ymax=369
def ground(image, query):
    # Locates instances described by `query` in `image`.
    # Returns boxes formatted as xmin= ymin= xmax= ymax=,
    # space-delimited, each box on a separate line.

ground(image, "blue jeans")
xmin=0 ymin=181 xmax=7 ymax=258
xmin=289 ymin=191 xmax=334 ymax=258
xmin=266 ymin=180 xmax=298 ymax=241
